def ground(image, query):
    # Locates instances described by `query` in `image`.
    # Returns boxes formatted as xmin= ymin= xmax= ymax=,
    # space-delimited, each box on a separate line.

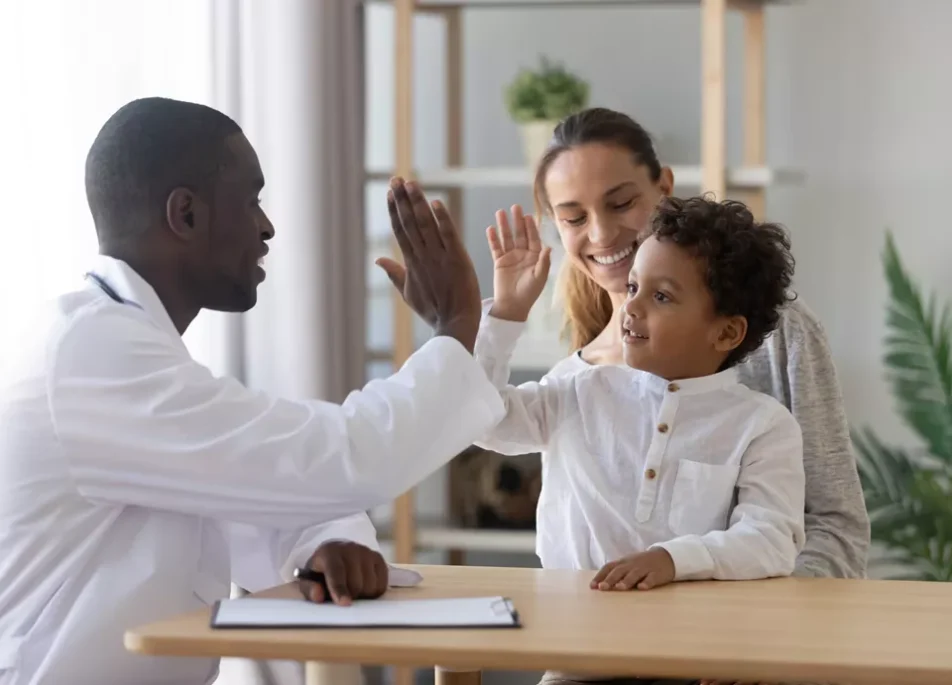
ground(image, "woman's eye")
xmin=611 ymin=198 xmax=635 ymax=211
xmin=562 ymin=215 xmax=586 ymax=227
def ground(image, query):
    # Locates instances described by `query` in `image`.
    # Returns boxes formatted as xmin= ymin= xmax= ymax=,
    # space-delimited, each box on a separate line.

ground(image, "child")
xmin=473 ymin=195 xmax=806 ymax=596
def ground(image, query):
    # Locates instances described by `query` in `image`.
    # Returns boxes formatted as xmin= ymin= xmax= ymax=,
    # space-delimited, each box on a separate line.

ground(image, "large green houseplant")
xmin=504 ymin=56 xmax=589 ymax=166
xmin=853 ymin=231 xmax=952 ymax=581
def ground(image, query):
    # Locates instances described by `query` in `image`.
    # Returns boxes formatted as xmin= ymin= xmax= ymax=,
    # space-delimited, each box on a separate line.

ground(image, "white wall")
xmin=364 ymin=0 xmax=952 ymax=521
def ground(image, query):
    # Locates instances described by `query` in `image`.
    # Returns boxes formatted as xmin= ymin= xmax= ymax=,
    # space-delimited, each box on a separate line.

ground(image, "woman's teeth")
xmin=591 ymin=244 xmax=634 ymax=266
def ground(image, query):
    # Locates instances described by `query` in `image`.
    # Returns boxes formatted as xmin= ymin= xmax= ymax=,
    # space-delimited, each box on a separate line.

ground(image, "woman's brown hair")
xmin=532 ymin=107 xmax=662 ymax=351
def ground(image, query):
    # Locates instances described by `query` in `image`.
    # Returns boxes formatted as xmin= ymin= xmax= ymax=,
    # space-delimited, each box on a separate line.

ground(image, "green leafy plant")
xmin=853 ymin=230 xmax=952 ymax=581
xmin=504 ymin=56 xmax=589 ymax=124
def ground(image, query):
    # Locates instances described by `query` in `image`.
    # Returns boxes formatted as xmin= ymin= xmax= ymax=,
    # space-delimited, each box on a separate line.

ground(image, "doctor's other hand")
xmin=487 ymin=204 xmax=552 ymax=323
xmin=590 ymin=548 xmax=676 ymax=592
xmin=298 ymin=541 xmax=389 ymax=606
xmin=376 ymin=177 xmax=482 ymax=353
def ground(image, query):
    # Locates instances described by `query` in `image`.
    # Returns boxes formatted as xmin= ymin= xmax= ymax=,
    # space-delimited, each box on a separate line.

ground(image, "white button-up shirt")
xmin=474 ymin=310 xmax=806 ymax=582
xmin=0 ymin=256 xmax=505 ymax=685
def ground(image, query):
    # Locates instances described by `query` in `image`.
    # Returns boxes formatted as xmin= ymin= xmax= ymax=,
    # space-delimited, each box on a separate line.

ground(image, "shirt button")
xmin=645 ymin=468 xmax=657 ymax=480
xmin=668 ymin=382 xmax=679 ymax=392
xmin=658 ymin=423 xmax=669 ymax=433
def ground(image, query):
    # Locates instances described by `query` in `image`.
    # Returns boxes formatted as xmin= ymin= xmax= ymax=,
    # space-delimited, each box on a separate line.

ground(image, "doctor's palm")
xmin=488 ymin=205 xmax=552 ymax=322
xmin=377 ymin=178 xmax=482 ymax=353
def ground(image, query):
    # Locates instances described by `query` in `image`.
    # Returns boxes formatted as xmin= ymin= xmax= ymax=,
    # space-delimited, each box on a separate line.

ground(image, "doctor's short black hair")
xmin=646 ymin=195 xmax=795 ymax=369
xmin=84 ymin=96 xmax=242 ymax=244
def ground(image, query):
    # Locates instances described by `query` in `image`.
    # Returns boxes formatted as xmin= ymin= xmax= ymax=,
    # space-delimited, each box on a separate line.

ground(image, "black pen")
xmin=293 ymin=567 xmax=330 ymax=603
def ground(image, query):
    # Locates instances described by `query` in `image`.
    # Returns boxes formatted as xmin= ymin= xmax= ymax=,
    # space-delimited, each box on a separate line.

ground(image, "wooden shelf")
xmin=370 ymin=0 xmax=789 ymax=9
xmin=366 ymin=165 xmax=804 ymax=190
xmin=377 ymin=520 xmax=537 ymax=554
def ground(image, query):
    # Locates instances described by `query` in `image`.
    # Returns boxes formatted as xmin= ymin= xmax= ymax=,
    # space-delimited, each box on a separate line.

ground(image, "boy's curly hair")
xmin=648 ymin=195 xmax=795 ymax=369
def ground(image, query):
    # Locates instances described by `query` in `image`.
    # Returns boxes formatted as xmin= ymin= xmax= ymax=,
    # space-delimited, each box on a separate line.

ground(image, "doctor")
xmin=0 ymin=97 xmax=505 ymax=684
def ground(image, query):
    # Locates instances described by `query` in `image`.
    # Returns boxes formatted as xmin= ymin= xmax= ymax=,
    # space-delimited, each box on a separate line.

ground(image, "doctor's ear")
xmin=166 ymin=188 xmax=207 ymax=239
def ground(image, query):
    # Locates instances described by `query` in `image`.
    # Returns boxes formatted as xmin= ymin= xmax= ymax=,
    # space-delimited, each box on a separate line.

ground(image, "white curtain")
xmin=2 ymin=2 xmax=368 ymax=684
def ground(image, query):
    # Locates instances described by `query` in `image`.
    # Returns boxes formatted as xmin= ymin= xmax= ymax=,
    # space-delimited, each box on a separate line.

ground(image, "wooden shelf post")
xmin=701 ymin=0 xmax=727 ymax=200
xmin=741 ymin=1 xmax=766 ymax=219
xmin=392 ymin=0 xmax=417 ymax=571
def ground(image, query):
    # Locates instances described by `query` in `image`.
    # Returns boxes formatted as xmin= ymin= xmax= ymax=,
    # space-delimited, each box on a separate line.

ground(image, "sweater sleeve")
xmin=737 ymin=299 xmax=871 ymax=578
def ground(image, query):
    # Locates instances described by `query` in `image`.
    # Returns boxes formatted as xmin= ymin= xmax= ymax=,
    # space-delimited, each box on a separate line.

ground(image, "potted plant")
xmin=853 ymin=230 xmax=952 ymax=581
xmin=505 ymin=56 xmax=589 ymax=166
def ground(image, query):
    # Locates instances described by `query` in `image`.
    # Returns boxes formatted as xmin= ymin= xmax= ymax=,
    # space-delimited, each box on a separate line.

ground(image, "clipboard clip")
xmin=490 ymin=597 xmax=520 ymax=624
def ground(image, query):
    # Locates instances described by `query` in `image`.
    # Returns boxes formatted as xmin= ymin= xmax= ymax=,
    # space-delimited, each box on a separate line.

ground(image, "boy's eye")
xmin=654 ymin=291 xmax=670 ymax=303
xmin=626 ymin=282 xmax=638 ymax=295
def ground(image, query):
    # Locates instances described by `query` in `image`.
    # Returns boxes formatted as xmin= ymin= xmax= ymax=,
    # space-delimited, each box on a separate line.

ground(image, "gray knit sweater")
xmin=546 ymin=297 xmax=871 ymax=579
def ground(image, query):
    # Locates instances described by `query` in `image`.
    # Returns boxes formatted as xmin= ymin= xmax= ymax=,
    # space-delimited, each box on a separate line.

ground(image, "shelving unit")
xmin=360 ymin=2 xmax=797 ymax=683
xmin=366 ymin=0 xmax=795 ymax=634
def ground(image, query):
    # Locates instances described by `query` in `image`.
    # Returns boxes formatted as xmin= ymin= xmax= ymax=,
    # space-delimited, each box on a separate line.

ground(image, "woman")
xmin=520 ymin=107 xmax=869 ymax=585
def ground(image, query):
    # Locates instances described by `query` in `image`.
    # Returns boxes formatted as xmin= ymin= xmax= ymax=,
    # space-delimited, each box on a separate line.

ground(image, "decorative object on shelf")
xmin=449 ymin=445 xmax=541 ymax=530
xmin=504 ymin=55 xmax=589 ymax=167
xmin=853 ymin=230 xmax=952 ymax=582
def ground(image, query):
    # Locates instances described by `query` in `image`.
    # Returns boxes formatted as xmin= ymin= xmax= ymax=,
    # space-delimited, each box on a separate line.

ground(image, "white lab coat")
xmin=0 ymin=256 xmax=505 ymax=685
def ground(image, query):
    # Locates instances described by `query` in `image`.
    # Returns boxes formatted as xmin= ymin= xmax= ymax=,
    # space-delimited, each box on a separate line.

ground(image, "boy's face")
xmin=622 ymin=235 xmax=746 ymax=380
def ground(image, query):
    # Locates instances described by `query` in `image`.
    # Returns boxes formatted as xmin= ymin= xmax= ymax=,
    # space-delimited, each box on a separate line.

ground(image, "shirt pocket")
xmin=667 ymin=459 xmax=740 ymax=537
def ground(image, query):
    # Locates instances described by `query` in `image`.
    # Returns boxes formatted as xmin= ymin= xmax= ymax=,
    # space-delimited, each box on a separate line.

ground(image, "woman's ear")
xmin=714 ymin=315 xmax=748 ymax=354
xmin=658 ymin=166 xmax=674 ymax=197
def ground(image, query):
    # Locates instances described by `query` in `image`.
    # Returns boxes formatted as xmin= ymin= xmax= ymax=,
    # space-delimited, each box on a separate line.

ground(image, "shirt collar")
xmin=87 ymin=255 xmax=185 ymax=347
xmin=640 ymin=365 xmax=739 ymax=396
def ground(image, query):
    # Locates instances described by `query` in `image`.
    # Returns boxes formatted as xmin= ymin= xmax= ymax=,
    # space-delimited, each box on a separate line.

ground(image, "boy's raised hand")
xmin=486 ymin=204 xmax=552 ymax=322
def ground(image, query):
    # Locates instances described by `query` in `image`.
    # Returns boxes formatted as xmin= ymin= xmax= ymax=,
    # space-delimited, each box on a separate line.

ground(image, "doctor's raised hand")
xmin=376 ymin=177 xmax=483 ymax=353
xmin=486 ymin=204 xmax=553 ymax=322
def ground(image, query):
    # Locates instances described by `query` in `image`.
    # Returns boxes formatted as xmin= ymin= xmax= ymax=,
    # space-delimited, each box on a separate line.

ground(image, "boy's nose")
xmin=624 ymin=294 xmax=644 ymax=318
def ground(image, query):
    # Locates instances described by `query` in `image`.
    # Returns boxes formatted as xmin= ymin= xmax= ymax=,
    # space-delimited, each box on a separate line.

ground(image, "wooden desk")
xmin=125 ymin=564 xmax=952 ymax=685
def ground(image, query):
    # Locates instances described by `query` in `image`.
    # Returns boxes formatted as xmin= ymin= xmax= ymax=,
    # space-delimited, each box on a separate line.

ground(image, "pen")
xmin=293 ymin=567 xmax=331 ymax=603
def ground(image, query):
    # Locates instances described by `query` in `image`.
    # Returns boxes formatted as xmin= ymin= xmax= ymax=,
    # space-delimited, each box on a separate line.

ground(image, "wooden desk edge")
xmin=124 ymin=627 xmax=952 ymax=685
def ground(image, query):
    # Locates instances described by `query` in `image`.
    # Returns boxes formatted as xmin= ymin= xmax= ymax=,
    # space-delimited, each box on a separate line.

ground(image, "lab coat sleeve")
xmin=49 ymin=306 xmax=506 ymax=529
xmin=654 ymin=406 xmax=807 ymax=581
xmin=470 ymin=301 xmax=567 ymax=456
xmin=225 ymin=512 xmax=380 ymax=593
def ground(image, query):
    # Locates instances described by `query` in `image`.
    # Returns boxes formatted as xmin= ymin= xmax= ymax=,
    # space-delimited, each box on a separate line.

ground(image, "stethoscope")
xmin=84 ymin=272 xmax=143 ymax=310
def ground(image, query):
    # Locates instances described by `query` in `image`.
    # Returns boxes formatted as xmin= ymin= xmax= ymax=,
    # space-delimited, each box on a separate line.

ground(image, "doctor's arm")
xmin=52 ymin=180 xmax=505 ymax=530
xmin=654 ymin=410 xmax=807 ymax=582
xmin=50 ymin=310 xmax=502 ymax=530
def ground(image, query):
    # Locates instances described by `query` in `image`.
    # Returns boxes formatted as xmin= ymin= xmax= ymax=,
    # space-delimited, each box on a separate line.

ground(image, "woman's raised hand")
xmin=486 ymin=204 xmax=552 ymax=322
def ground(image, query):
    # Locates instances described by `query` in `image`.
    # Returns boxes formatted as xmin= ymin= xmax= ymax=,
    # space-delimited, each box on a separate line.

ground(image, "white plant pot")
xmin=518 ymin=119 xmax=560 ymax=167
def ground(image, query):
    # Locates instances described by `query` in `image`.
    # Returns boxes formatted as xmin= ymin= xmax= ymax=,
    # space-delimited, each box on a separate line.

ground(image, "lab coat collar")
xmin=640 ymin=365 xmax=739 ymax=396
xmin=87 ymin=255 xmax=186 ymax=348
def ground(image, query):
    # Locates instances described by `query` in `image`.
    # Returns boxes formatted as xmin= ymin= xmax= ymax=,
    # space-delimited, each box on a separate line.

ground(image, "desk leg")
xmin=435 ymin=666 xmax=481 ymax=685
xmin=305 ymin=661 xmax=363 ymax=685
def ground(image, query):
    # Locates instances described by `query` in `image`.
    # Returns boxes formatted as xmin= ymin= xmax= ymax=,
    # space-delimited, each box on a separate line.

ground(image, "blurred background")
xmin=3 ymin=1 xmax=951 ymax=684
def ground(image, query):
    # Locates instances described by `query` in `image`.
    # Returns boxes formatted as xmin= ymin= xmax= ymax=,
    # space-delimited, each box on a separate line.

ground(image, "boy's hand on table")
xmin=590 ymin=548 xmax=676 ymax=591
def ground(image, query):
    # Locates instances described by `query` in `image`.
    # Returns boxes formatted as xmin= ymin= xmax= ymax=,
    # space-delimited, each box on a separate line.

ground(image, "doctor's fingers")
xmin=315 ymin=552 xmax=353 ymax=605
xmin=346 ymin=549 xmax=388 ymax=599
xmin=390 ymin=179 xmax=446 ymax=253
xmin=363 ymin=552 xmax=389 ymax=598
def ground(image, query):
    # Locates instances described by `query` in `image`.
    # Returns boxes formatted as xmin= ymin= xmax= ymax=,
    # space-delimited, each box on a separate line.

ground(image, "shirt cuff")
xmin=474 ymin=299 xmax=527 ymax=370
xmin=651 ymin=537 xmax=716 ymax=581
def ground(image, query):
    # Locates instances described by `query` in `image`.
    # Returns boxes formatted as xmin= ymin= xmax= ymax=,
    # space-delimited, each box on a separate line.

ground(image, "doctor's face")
xmin=193 ymin=133 xmax=275 ymax=312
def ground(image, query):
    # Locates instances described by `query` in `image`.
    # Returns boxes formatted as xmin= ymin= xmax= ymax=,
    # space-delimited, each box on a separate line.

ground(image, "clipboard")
xmin=210 ymin=595 xmax=521 ymax=630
